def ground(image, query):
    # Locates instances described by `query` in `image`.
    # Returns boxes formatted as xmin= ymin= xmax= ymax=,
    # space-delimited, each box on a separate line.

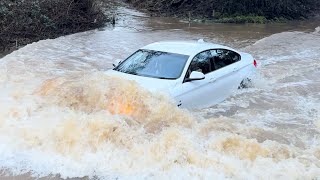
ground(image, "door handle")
xmin=233 ymin=68 xmax=239 ymax=72
xmin=210 ymin=78 xmax=217 ymax=83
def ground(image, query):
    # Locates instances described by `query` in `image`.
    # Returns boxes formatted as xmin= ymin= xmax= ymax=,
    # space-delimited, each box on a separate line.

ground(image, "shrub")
xmin=215 ymin=16 xmax=268 ymax=23
xmin=127 ymin=0 xmax=320 ymax=21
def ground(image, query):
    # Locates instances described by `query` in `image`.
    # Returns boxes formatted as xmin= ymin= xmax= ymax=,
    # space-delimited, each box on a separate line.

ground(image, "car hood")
xmin=105 ymin=70 xmax=178 ymax=95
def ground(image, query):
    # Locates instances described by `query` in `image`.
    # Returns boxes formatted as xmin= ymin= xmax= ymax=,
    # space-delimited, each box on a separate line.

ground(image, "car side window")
xmin=186 ymin=50 xmax=212 ymax=78
xmin=210 ymin=49 xmax=240 ymax=70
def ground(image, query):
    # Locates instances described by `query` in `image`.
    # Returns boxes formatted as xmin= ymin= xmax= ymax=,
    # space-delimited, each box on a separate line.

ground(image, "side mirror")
xmin=112 ymin=59 xmax=122 ymax=67
xmin=185 ymin=71 xmax=205 ymax=82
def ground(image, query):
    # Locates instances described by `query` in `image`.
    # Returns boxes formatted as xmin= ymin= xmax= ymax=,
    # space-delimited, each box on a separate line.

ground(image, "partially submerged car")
xmin=106 ymin=40 xmax=257 ymax=109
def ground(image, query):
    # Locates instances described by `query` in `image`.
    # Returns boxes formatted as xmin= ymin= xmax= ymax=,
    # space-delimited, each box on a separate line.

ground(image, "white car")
xmin=106 ymin=41 xmax=257 ymax=109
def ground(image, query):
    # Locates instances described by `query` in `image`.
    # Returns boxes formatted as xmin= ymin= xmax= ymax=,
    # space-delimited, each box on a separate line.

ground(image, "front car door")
xmin=175 ymin=49 xmax=243 ymax=109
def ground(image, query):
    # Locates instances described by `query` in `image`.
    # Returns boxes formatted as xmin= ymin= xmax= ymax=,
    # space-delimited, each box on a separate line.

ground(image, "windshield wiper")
xmin=141 ymin=74 xmax=176 ymax=80
xmin=124 ymin=72 xmax=176 ymax=80
xmin=127 ymin=72 xmax=138 ymax=75
xmin=156 ymin=77 xmax=176 ymax=80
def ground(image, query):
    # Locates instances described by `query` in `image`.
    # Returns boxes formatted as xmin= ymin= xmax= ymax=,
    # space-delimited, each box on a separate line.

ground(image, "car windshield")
xmin=114 ymin=50 xmax=189 ymax=79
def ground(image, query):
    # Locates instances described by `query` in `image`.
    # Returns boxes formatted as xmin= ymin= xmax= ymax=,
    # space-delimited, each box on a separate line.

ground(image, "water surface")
xmin=0 ymin=7 xmax=320 ymax=180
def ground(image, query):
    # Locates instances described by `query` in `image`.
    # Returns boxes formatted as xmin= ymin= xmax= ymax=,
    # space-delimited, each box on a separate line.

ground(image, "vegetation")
xmin=213 ymin=16 xmax=268 ymax=23
xmin=127 ymin=0 xmax=320 ymax=23
xmin=0 ymin=0 xmax=109 ymax=52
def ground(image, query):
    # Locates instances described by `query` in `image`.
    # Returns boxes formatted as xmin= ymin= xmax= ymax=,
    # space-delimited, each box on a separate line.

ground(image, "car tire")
xmin=238 ymin=78 xmax=253 ymax=89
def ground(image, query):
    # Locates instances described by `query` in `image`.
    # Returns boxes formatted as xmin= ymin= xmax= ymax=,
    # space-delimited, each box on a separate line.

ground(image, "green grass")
xmin=213 ymin=15 xmax=268 ymax=24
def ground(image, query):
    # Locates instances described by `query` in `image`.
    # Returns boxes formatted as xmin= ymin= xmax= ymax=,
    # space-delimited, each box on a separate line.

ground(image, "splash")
xmin=0 ymin=72 xmax=319 ymax=179
xmin=35 ymin=73 xmax=193 ymax=130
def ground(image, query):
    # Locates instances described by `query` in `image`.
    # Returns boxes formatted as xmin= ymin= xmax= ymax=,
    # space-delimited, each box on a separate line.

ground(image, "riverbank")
xmin=1 ymin=0 xmax=319 ymax=56
xmin=126 ymin=0 xmax=320 ymax=23
xmin=0 ymin=0 xmax=120 ymax=55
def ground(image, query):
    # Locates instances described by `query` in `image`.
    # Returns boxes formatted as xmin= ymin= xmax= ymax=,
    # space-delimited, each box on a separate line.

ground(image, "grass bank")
xmin=127 ymin=0 xmax=320 ymax=23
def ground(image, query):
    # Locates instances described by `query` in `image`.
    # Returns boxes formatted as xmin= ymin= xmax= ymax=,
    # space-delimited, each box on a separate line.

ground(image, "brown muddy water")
xmin=0 ymin=7 xmax=320 ymax=180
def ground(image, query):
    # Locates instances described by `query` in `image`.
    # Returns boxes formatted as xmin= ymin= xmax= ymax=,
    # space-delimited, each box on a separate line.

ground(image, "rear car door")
xmin=207 ymin=49 xmax=243 ymax=104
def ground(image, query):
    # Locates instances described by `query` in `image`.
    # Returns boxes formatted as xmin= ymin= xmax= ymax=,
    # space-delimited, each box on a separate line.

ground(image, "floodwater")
xmin=0 ymin=7 xmax=320 ymax=180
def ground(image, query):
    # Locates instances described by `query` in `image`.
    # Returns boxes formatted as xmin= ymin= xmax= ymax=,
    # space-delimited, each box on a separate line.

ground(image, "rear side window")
xmin=210 ymin=49 xmax=240 ymax=70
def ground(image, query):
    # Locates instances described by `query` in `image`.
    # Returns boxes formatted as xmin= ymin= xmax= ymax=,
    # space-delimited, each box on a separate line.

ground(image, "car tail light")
xmin=253 ymin=60 xmax=257 ymax=67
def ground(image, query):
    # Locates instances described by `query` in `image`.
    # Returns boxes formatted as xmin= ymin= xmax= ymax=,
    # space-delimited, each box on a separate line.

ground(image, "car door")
xmin=175 ymin=49 xmax=243 ymax=109
xmin=207 ymin=49 xmax=244 ymax=104
xmin=175 ymin=50 xmax=217 ymax=108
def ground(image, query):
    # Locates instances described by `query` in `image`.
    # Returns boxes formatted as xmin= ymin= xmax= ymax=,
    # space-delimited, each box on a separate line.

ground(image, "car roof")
xmin=141 ymin=41 xmax=236 ymax=56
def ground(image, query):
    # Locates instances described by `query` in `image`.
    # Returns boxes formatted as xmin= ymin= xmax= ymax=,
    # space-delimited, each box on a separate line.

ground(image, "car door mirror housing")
xmin=112 ymin=59 xmax=122 ymax=67
xmin=185 ymin=71 xmax=205 ymax=82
